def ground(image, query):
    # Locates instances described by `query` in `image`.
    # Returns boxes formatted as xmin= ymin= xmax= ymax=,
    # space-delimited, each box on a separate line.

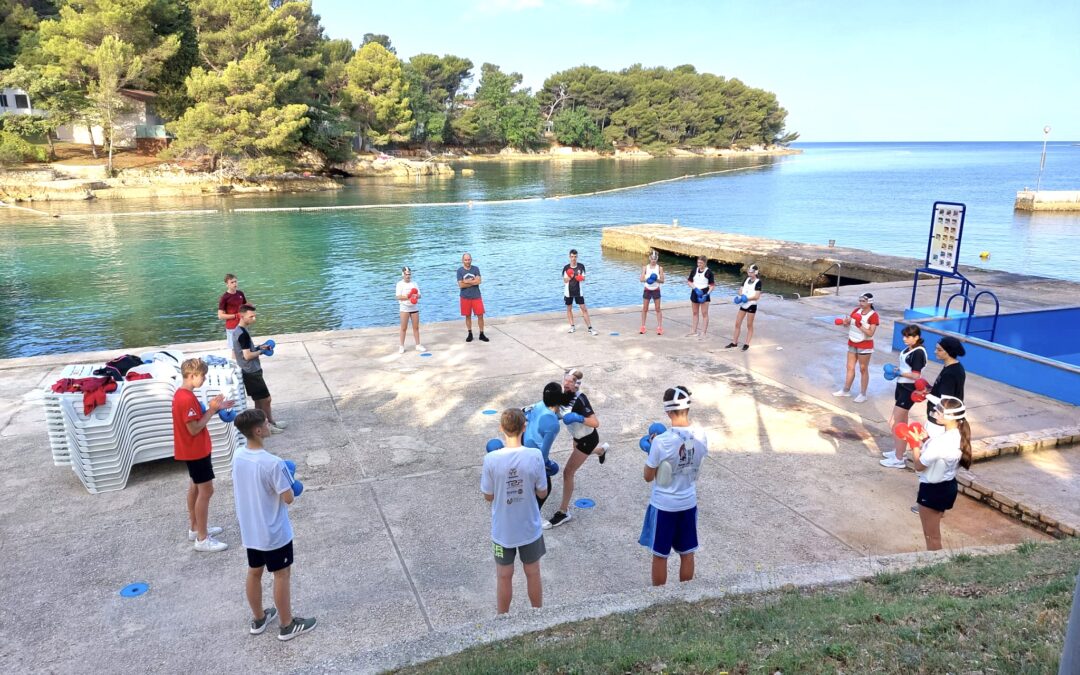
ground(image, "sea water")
xmin=1 ymin=142 xmax=1077 ymax=358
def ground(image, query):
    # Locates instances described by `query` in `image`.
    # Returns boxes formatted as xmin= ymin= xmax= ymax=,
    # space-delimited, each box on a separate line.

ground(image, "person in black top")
xmin=928 ymin=335 xmax=966 ymax=429
xmin=563 ymin=249 xmax=597 ymax=336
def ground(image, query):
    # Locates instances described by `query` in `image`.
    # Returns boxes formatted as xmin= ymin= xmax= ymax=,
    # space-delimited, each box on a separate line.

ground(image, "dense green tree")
xmin=404 ymin=52 xmax=472 ymax=145
xmin=0 ymin=0 xmax=37 ymax=69
xmin=552 ymin=106 xmax=601 ymax=148
xmin=453 ymin=63 xmax=541 ymax=150
xmin=343 ymin=42 xmax=413 ymax=148
xmin=167 ymin=45 xmax=308 ymax=174
xmin=360 ymin=32 xmax=393 ymax=54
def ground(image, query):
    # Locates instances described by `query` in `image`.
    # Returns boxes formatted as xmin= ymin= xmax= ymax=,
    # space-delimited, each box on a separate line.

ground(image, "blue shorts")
xmin=638 ymin=504 xmax=698 ymax=558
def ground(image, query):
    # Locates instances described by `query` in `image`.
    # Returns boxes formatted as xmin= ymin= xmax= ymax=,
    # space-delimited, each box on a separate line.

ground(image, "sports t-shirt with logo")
xmin=562 ymin=263 xmax=585 ymax=298
xmin=481 ymin=446 xmax=547 ymax=548
xmin=172 ymin=388 xmax=211 ymax=461
xmin=232 ymin=446 xmax=295 ymax=551
xmin=739 ymin=277 xmax=763 ymax=309
xmin=395 ymin=280 xmax=419 ymax=313
xmin=523 ymin=403 xmax=560 ymax=462
xmin=234 ymin=327 xmax=262 ymax=374
xmin=561 ymin=391 xmax=595 ymax=440
xmin=847 ymin=309 xmax=880 ymax=349
xmin=218 ymin=290 xmax=247 ymax=330
xmin=646 ymin=425 xmax=708 ymax=512
xmin=457 ymin=265 xmax=482 ymax=299
xmin=917 ymin=427 xmax=962 ymax=484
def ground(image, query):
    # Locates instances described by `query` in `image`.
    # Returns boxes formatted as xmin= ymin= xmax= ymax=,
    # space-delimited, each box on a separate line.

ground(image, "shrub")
xmin=0 ymin=130 xmax=47 ymax=165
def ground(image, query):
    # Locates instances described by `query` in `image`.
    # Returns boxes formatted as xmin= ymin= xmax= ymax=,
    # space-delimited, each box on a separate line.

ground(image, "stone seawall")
xmin=601 ymin=223 xmax=923 ymax=287
xmin=1014 ymin=190 xmax=1080 ymax=211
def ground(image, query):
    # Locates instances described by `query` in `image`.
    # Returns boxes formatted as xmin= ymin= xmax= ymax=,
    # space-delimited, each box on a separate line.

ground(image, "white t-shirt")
xmin=643 ymin=263 xmax=661 ymax=291
xmin=918 ymin=427 xmax=962 ymax=484
xmin=739 ymin=276 xmax=763 ymax=308
xmin=480 ymin=445 xmax=547 ymax=547
xmin=647 ymin=425 xmax=708 ymax=512
xmin=396 ymin=280 xmax=419 ymax=313
xmin=231 ymin=446 xmax=295 ymax=551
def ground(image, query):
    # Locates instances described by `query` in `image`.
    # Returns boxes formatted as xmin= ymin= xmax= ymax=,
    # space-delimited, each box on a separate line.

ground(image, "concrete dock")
xmin=2 ymin=258 xmax=1078 ymax=672
xmin=1015 ymin=189 xmax=1080 ymax=211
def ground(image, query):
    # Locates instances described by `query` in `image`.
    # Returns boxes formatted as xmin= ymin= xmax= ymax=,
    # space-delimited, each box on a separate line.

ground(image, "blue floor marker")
xmin=574 ymin=498 xmax=596 ymax=508
xmin=609 ymin=332 xmax=619 ymax=336
xmin=420 ymin=352 xmax=432 ymax=357
xmin=120 ymin=582 xmax=149 ymax=597
xmin=482 ymin=409 xmax=497 ymax=415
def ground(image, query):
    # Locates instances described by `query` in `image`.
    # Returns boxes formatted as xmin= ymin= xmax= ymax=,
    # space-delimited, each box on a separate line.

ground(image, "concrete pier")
xmin=602 ymin=223 xmax=926 ymax=287
xmin=1014 ymin=190 xmax=1080 ymax=211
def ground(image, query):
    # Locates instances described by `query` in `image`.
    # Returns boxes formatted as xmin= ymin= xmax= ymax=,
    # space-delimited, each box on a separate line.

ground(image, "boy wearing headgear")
xmin=639 ymin=386 xmax=708 ymax=586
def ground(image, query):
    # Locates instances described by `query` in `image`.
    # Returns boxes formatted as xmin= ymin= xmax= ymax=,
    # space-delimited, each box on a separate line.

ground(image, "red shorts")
xmin=460 ymin=297 xmax=485 ymax=317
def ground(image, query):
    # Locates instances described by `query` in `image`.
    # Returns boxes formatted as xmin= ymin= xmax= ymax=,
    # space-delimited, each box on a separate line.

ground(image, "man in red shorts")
xmin=457 ymin=252 xmax=489 ymax=343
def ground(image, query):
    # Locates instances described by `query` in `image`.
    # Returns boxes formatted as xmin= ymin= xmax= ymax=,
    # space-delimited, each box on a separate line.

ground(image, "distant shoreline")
xmin=439 ymin=146 xmax=802 ymax=162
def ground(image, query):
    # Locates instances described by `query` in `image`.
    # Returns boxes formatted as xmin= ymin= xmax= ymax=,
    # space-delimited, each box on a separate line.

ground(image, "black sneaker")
xmin=597 ymin=442 xmax=610 ymax=465
xmin=466 ymin=332 xmax=474 ymax=342
xmin=250 ymin=607 xmax=278 ymax=635
xmin=478 ymin=332 xmax=489 ymax=342
xmin=278 ymin=616 xmax=317 ymax=641
xmin=741 ymin=344 xmax=750 ymax=351
xmin=543 ymin=511 xmax=572 ymax=529
xmin=725 ymin=342 xmax=738 ymax=349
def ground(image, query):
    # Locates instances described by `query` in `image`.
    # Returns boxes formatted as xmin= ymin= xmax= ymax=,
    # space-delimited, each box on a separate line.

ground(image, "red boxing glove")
xmin=575 ymin=273 xmax=584 ymax=282
xmin=914 ymin=378 xmax=929 ymax=392
xmin=911 ymin=389 xmax=927 ymax=403
xmin=892 ymin=422 xmax=910 ymax=439
xmin=905 ymin=422 xmax=928 ymax=449
xmin=834 ymin=317 xmax=845 ymax=325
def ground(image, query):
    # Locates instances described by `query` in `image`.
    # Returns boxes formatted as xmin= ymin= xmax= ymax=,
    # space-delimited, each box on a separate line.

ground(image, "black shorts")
xmin=493 ymin=536 xmax=545 ymax=566
xmin=894 ymin=384 xmax=916 ymax=410
xmin=186 ymin=455 xmax=215 ymax=484
xmin=247 ymin=540 xmax=294 ymax=572
xmin=643 ymin=288 xmax=661 ymax=300
xmin=242 ymin=370 xmax=270 ymax=401
xmin=564 ymin=295 xmax=585 ymax=306
xmin=690 ymin=290 xmax=711 ymax=304
xmin=573 ymin=429 xmax=601 ymax=455
xmin=917 ymin=479 xmax=958 ymax=513
xmin=738 ymin=305 xmax=758 ymax=314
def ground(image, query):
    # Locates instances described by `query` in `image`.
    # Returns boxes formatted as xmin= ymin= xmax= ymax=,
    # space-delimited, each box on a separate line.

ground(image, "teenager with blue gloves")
xmin=522 ymin=382 xmax=564 ymax=509
xmin=544 ymin=369 xmax=608 ymax=529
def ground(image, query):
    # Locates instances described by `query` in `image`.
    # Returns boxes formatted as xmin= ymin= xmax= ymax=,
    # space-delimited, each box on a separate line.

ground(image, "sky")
xmin=313 ymin=0 xmax=1080 ymax=142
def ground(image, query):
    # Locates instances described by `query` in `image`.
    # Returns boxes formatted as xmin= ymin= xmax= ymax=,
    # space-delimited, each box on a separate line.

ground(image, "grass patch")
xmin=397 ymin=539 xmax=1079 ymax=674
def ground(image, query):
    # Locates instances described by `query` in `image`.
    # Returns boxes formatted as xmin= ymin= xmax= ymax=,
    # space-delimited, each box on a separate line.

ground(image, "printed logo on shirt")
xmin=188 ymin=407 xmax=197 ymax=417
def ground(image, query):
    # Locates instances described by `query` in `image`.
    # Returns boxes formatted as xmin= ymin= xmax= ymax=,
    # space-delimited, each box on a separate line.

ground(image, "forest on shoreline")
xmin=0 ymin=0 xmax=797 ymax=175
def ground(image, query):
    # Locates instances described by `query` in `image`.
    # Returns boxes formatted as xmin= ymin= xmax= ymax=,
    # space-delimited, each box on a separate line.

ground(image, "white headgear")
xmin=664 ymin=387 xmax=692 ymax=411
xmin=927 ymin=394 xmax=966 ymax=420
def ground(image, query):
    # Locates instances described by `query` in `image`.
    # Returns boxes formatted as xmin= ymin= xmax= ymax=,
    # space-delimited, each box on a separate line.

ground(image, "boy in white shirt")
xmin=640 ymin=386 xmax=708 ymax=586
xmin=480 ymin=408 xmax=548 ymax=613
xmin=232 ymin=409 xmax=317 ymax=641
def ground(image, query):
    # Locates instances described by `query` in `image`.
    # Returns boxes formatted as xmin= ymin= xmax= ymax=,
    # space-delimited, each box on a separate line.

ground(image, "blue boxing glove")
xmin=260 ymin=339 xmax=276 ymax=357
xmin=639 ymin=434 xmax=652 ymax=453
xmin=648 ymin=422 xmax=668 ymax=437
xmin=291 ymin=479 xmax=304 ymax=497
xmin=733 ymin=294 xmax=747 ymax=304
xmin=646 ymin=273 xmax=658 ymax=284
xmin=545 ymin=459 xmax=560 ymax=476
xmin=883 ymin=364 xmax=900 ymax=381
xmin=562 ymin=412 xmax=585 ymax=426
xmin=218 ymin=407 xmax=237 ymax=423
xmin=485 ymin=438 xmax=504 ymax=453
xmin=284 ymin=460 xmax=297 ymax=479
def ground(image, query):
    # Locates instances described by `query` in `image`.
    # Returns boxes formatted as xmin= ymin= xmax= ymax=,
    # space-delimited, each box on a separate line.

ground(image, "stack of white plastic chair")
xmin=44 ymin=351 xmax=248 ymax=494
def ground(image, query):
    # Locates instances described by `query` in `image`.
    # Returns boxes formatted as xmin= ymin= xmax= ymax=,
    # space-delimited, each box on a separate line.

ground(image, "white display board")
xmin=926 ymin=201 xmax=966 ymax=273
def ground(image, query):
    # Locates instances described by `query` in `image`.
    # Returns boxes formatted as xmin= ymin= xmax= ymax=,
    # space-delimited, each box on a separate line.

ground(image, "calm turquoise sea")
xmin=1 ymin=141 xmax=1078 ymax=358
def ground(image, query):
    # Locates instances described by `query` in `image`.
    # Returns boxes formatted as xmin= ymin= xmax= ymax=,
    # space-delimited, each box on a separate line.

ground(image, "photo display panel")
xmin=926 ymin=201 xmax=966 ymax=273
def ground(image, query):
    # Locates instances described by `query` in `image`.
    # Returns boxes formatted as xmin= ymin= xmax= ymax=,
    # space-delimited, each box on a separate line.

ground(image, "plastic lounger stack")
xmin=43 ymin=351 xmax=249 ymax=494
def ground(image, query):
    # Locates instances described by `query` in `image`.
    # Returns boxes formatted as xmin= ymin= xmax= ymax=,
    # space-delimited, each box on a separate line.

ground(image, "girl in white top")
xmin=727 ymin=263 xmax=763 ymax=351
xmin=880 ymin=324 xmax=929 ymax=468
xmin=911 ymin=395 xmax=972 ymax=551
xmin=395 ymin=267 xmax=425 ymax=354
xmin=639 ymin=250 xmax=665 ymax=335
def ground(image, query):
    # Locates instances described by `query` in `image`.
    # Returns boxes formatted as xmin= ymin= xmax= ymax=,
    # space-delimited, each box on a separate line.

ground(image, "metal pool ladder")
xmin=944 ymin=289 xmax=1001 ymax=342
xmin=810 ymin=262 xmax=842 ymax=296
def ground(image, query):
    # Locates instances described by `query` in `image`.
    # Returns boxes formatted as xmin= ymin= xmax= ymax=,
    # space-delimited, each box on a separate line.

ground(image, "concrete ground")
xmin=1 ymin=277 xmax=1074 ymax=673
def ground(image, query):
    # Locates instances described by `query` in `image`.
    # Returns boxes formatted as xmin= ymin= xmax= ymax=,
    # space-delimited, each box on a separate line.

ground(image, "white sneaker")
xmin=882 ymin=451 xmax=896 ymax=458
xmin=188 ymin=526 xmax=223 ymax=542
xmin=588 ymin=327 xmax=599 ymax=336
xmin=272 ymin=420 xmax=289 ymax=430
xmin=415 ymin=345 xmax=425 ymax=352
xmin=269 ymin=423 xmax=284 ymax=435
xmin=567 ymin=325 xmax=576 ymax=333
xmin=193 ymin=536 xmax=228 ymax=552
xmin=398 ymin=345 xmax=405 ymax=354
xmin=853 ymin=393 xmax=868 ymax=403
xmin=832 ymin=389 xmax=851 ymax=397
xmin=880 ymin=457 xmax=907 ymax=469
